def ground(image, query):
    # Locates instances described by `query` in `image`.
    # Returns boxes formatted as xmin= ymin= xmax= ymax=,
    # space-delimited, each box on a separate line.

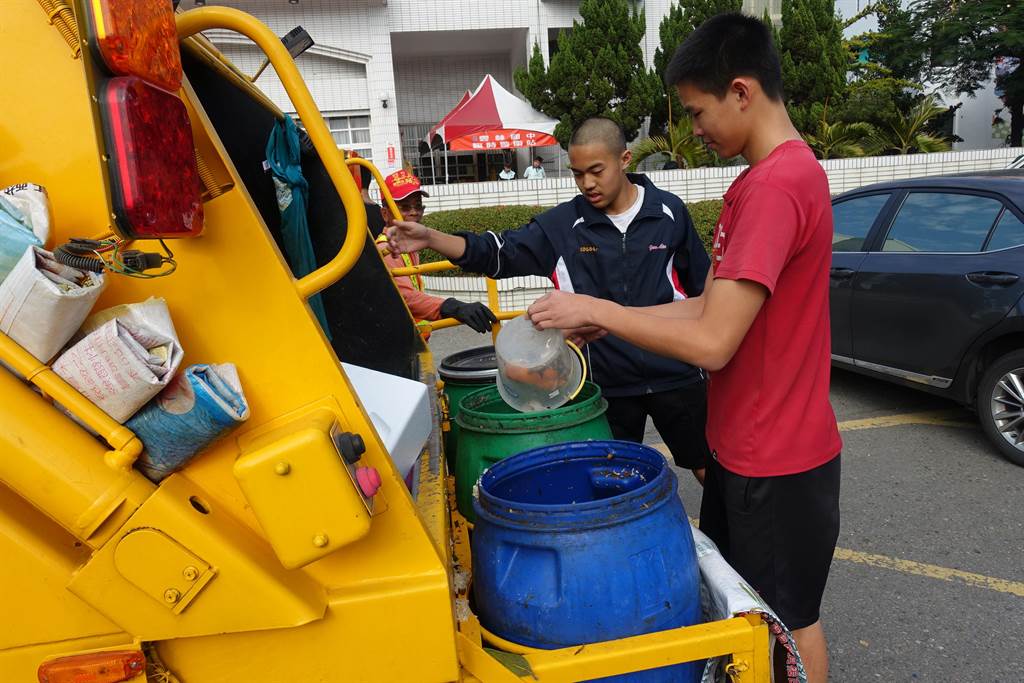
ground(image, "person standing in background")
xmin=523 ymin=156 xmax=546 ymax=180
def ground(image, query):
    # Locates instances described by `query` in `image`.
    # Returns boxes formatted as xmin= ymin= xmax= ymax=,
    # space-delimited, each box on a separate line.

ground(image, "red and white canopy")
xmin=426 ymin=75 xmax=558 ymax=152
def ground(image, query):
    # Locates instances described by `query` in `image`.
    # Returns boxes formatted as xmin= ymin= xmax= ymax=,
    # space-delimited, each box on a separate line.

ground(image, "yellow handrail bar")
xmin=389 ymin=259 xmax=457 ymax=277
xmin=176 ymin=7 xmax=366 ymax=300
xmin=345 ymin=156 xmax=405 ymax=226
xmin=346 ymin=154 xmax=519 ymax=340
xmin=0 ymin=332 xmax=143 ymax=471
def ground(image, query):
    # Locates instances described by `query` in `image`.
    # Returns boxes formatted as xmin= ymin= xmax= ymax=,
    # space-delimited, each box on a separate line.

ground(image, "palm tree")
xmin=628 ymin=116 xmax=709 ymax=171
xmin=803 ymin=105 xmax=874 ymax=159
xmin=867 ymin=96 xmax=952 ymax=155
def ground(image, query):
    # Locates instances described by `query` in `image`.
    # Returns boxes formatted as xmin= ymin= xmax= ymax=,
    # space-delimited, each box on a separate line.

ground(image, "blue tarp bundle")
xmin=129 ymin=363 xmax=250 ymax=482
xmin=265 ymin=116 xmax=331 ymax=338
xmin=0 ymin=196 xmax=42 ymax=283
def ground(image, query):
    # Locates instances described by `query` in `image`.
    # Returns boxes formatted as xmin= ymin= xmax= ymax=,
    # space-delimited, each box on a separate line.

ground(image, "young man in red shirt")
xmin=527 ymin=13 xmax=841 ymax=682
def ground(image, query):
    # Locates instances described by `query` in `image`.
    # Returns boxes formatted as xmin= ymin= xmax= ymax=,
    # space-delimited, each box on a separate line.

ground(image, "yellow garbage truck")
xmin=0 ymin=1 xmax=773 ymax=681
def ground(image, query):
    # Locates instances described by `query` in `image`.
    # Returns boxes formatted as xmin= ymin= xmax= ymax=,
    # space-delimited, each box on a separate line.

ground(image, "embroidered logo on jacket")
xmin=579 ymin=245 xmax=598 ymax=253
xmin=648 ymin=243 xmax=668 ymax=251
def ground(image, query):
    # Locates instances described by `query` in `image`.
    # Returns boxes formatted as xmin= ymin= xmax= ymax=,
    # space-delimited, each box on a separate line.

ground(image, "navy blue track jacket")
xmin=453 ymin=174 xmax=710 ymax=398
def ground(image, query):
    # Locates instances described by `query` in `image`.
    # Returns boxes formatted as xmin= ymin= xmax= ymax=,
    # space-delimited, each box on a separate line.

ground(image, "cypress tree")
xmin=514 ymin=0 xmax=661 ymax=145
xmin=778 ymin=0 xmax=848 ymax=132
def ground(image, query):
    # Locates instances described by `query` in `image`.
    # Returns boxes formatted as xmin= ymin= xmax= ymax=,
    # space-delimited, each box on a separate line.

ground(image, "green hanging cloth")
xmin=265 ymin=116 xmax=332 ymax=340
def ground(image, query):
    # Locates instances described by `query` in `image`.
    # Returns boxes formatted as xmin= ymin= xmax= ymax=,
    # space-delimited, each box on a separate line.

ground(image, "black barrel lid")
xmin=439 ymin=345 xmax=498 ymax=381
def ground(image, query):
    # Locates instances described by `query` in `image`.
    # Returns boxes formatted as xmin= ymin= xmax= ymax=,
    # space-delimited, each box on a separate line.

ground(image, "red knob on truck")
xmin=356 ymin=466 xmax=381 ymax=497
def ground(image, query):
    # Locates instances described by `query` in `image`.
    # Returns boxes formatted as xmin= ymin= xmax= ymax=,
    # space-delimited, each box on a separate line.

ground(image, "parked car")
xmin=830 ymin=172 xmax=1024 ymax=465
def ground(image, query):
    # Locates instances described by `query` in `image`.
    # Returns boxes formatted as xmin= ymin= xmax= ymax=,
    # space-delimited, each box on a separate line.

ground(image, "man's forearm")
xmin=426 ymin=230 xmax=468 ymax=260
xmin=645 ymin=269 xmax=713 ymax=318
xmin=590 ymin=298 xmax=721 ymax=369
xmin=641 ymin=297 xmax=705 ymax=320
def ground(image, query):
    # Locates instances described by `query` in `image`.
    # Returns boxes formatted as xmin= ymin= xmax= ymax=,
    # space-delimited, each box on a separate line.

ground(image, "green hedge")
xmin=688 ymin=199 xmax=722 ymax=255
xmin=417 ymin=200 xmax=723 ymax=274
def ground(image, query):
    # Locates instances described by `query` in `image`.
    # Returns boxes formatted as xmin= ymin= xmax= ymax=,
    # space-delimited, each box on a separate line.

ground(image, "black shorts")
xmin=603 ymin=382 xmax=710 ymax=471
xmin=699 ymin=454 xmax=841 ymax=630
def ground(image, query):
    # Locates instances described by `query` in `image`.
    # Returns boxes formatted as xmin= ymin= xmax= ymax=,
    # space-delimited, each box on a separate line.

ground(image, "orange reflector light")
xmin=87 ymin=0 xmax=183 ymax=92
xmin=38 ymin=650 xmax=145 ymax=683
xmin=99 ymin=77 xmax=204 ymax=238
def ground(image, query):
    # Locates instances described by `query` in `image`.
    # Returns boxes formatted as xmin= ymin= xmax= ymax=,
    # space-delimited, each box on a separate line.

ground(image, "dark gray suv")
xmin=830 ymin=172 xmax=1024 ymax=466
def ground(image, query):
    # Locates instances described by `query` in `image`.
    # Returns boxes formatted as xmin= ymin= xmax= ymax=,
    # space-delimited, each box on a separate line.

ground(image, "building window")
xmin=400 ymin=123 xmax=434 ymax=182
xmin=292 ymin=112 xmax=373 ymax=161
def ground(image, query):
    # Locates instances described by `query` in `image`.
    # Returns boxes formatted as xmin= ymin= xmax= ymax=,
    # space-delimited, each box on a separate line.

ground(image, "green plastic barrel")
xmin=439 ymin=346 xmax=498 ymax=469
xmin=454 ymin=382 xmax=612 ymax=522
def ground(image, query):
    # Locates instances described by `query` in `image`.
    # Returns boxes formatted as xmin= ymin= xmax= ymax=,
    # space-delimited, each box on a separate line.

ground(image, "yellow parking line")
xmin=833 ymin=547 xmax=1024 ymax=597
xmin=656 ymin=419 xmax=1018 ymax=598
xmin=836 ymin=409 xmax=975 ymax=432
xmin=684 ymin=507 xmax=1024 ymax=597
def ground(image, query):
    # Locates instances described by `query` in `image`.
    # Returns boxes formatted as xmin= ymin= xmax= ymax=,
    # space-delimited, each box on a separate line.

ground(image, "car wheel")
xmin=977 ymin=349 xmax=1024 ymax=467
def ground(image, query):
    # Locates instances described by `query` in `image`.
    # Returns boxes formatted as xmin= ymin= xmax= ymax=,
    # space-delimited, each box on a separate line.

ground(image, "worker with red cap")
xmin=376 ymin=170 xmax=497 ymax=338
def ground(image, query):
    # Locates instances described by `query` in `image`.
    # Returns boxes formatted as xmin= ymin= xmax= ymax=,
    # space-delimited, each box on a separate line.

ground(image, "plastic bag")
xmin=76 ymin=296 xmax=179 ymax=343
xmin=128 ymin=363 xmax=250 ymax=482
xmin=0 ymin=246 xmax=105 ymax=362
xmin=1 ymin=183 xmax=52 ymax=246
xmin=52 ymin=300 xmax=184 ymax=423
xmin=0 ymin=195 xmax=43 ymax=283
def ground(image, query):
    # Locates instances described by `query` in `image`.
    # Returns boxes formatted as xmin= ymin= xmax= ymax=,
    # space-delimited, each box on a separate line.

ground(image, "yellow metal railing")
xmin=345 ymin=157 xmax=521 ymax=341
xmin=449 ymin=506 xmax=770 ymax=683
xmin=0 ymin=332 xmax=143 ymax=471
xmin=389 ymin=261 xmax=519 ymax=341
xmin=176 ymin=7 xmax=367 ymax=301
xmin=458 ymin=616 xmax=770 ymax=682
xmin=345 ymin=155 xmax=404 ymax=225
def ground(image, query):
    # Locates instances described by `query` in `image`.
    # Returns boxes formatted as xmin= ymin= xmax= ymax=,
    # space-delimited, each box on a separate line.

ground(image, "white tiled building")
xmin=196 ymin=0 xmax=1002 ymax=183
xmin=194 ymin=0 xmax=780 ymax=181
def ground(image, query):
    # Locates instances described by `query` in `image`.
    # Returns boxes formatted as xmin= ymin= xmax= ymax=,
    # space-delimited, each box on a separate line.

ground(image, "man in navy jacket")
xmin=386 ymin=118 xmax=711 ymax=481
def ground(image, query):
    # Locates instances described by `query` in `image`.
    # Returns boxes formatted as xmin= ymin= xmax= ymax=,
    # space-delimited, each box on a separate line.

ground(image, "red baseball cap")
xmin=384 ymin=170 xmax=430 ymax=202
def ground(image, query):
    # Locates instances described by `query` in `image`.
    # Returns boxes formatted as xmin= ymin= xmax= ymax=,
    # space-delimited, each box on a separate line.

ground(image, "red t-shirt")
xmin=707 ymin=140 xmax=841 ymax=477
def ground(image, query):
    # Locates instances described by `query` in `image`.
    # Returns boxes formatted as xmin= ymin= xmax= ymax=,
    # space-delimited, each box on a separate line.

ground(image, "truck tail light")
xmin=99 ymin=77 xmax=204 ymax=238
xmin=38 ymin=649 xmax=146 ymax=683
xmin=85 ymin=0 xmax=204 ymax=238
xmin=86 ymin=0 xmax=183 ymax=92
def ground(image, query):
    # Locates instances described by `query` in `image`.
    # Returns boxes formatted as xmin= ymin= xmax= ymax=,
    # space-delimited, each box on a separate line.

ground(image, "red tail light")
xmin=38 ymin=649 xmax=145 ymax=683
xmin=86 ymin=0 xmax=182 ymax=92
xmin=100 ymin=77 xmax=204 ymax=238
xmin=85 ymin=0 xmax=204 ymax=239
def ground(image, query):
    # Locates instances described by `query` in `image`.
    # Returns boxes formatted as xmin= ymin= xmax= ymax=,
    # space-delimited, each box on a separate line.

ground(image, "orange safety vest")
xmin=376 ymin=234 xmax=432 ymax=335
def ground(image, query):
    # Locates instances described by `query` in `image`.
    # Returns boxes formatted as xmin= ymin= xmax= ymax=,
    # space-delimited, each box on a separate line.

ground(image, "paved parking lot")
xmin=430 ymin=326 xmax=1024 ymax=681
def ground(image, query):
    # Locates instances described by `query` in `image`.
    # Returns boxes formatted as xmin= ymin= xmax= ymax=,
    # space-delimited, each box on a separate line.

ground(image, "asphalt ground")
xmin=429 ymin=325 xmax=1024 ymax=681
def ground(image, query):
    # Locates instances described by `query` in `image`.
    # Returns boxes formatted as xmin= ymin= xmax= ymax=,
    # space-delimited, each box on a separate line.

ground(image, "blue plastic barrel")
xmin=472 ymin=440 xmax=702 ymax=683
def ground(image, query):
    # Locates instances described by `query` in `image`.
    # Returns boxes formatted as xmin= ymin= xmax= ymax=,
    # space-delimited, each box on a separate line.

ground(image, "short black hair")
xmin=665 ymin=13 xmax=783 ymax=101
xmin=569 ymin=117 xmax=627 ymax=154
xmin=359 ymin=165 xmax=372 ymax=188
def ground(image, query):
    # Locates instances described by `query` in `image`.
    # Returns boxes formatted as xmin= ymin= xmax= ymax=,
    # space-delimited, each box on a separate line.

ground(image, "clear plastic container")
xmin=494 ymin=315 xmax=586 ymax=412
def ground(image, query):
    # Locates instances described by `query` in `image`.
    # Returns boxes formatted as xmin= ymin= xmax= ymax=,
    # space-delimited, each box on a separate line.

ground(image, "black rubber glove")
xmin=440 ymin=298 xmax=498 ymax=334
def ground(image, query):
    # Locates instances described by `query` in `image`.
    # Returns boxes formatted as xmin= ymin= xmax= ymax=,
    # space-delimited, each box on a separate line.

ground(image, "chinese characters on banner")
xmin=448 ymin=129 xmax=558 ymax=152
